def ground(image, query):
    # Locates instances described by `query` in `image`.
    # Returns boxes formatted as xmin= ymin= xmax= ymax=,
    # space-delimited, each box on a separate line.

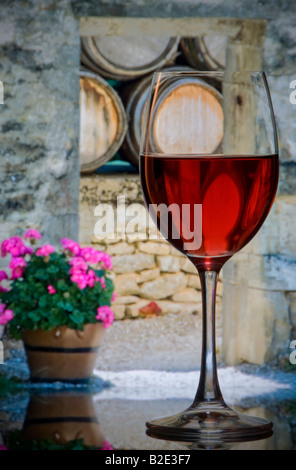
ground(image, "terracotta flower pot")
xmin=22 ymin=323 xmax=105 ymax=383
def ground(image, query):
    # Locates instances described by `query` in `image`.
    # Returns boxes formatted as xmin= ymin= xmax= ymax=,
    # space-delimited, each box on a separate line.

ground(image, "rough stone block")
xmin=138 ymin=241 xmax=170 ymax=255
xmin=222 ymin=282 xmax=291 ymax=365
xmin=136 ymin=268 xmax=160 ymax=284
xmin=126 ymin=233 xmax=148 ymax=242
xmin=170 ymin=245 xmax=186 ymax=257
xmin=139 ymin=272 xmax=187 ymax=300
xmin=172 ymin=288 xmax=202 ymax=303
xmin=113 ymin=295 xmax=140 ymax=305
xmin=276 ymin=196 xmax=296 ymax=257
xmin=223 ymin=251 xmax=296 ymax=291
xmin=245 ymin=196 xmax=296 ymax=257
xmin=156 ymin=300 xmax=200 ymax=315
xmin=187 ymin=274 xmax=201 ymax=289
xmin=217 ymin=280 xmax=223 ymax=297
xmin=180 ymin=257 xmax=198 ymax=274
xmin=157 ymin=255 xmax=181 ymax=273
xmin=105 ymin=242 xmax=135 ymax=255
xmin=114 ymin=273 xmax=140 ymax=296
xmin=112 ymin=253 xmax=155 ymax=273
xmin=112 ymin=304 xmax=126 ymax=320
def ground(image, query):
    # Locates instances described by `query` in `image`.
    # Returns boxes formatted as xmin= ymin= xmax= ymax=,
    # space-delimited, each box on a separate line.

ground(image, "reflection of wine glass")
xmin=140 ymin=71 xmax=279 ymax=441
xmin=146 ymin=428 xmax=274 ymax=450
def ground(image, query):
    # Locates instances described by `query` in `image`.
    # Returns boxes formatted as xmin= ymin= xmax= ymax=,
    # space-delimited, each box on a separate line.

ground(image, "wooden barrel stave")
xmin=81 ymin=36 xmax=180 ymax=81
xmin=180 ymin=36 xmax=228 ymax=71
xmin=119 ymin=74 xmax=153 ymax=167
xmin=79 ymin=70 xmax=127 ymax=174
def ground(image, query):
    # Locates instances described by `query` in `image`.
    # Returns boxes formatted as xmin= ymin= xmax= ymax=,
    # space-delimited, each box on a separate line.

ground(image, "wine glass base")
xmin=146 ymin=401 xmax=273 ymax=443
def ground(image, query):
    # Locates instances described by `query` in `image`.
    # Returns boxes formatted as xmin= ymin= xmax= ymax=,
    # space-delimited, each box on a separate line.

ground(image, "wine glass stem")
xmin=193 ymin=269 xmax=223 ymax=405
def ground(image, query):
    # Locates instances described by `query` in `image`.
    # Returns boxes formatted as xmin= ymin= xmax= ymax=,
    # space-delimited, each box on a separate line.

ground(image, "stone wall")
xmin=0 ymin=0 xmax=80 ymax=254
xmin=79 ymin=174 xmax=223 ymax=322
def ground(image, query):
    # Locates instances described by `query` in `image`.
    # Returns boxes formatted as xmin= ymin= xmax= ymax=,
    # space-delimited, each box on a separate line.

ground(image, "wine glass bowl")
xmin=140 ymin=71 xmax=279 ymax=441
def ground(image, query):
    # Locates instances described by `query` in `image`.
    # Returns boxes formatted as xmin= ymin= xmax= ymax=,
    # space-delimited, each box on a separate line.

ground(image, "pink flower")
xmin=24 ymin=246 xmax=34 ymax=256
xmin=47 ymin=285 xmax=56 ymax=294
xmin=35 ymin=244 xmax=55 ymax=257
xmin=97 ymin=252 xmax=113 ymax=270
xmin=69 ymin=257 xmax=88 ymax=273
xmin=24 ymin=229 xmax=42 ymax=240
xmin=80 ymin=247 xmax=112 ymax=270
xmin=61 ymin=238 xmax=81 ymax=256
xmin=0 ymin=304 xmax=6 ymax=314
xmin=0 ymin=307 xmax=14 ymax=325
xmin=9 ymin=257 xmax=26 ymax=270
xmin=96 ymin=305 xmax=114 ymax=328
xmin=0 ymin=271 xmax=8 ymax=282
xmin=70 ymin=272 xmax=89 ymax=290
xmin=99 ymin=276 xmax=107 ymax=290
xmin=0 ymin=286 xmax=9 ymax=293
xmin=0 ymin=445 xmax=8 ymax=450
xmin=101 ymin=441 xmax=113 ymax=450
xmin=79 ymin=247 xmax=101 ymax=264
xmin=1 ymin=236 xmax=30 ymax=258
xmin=87 ymin=269 xmax=99 ymax=288
xmin=111 ymin=292 xmax=117 ymax=302
xmin=9 ymin=257 xmax=27 ymax=279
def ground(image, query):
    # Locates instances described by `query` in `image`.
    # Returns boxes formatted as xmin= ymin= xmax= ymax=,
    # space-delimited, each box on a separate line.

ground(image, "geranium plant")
xmin=0 ymin=230 xmax=115 ymax=339
xmin=2 ymin=432 xmax=113 ymax=451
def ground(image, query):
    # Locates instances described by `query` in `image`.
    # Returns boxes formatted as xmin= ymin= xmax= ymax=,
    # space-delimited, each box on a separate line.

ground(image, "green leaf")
xmin=38 ymin=296 xmax=50 ymax=308
xmin=28 ymin=311 xmax=42 ymax=323
xmin=57 ymin=279 xmax=68 ymax=291
xmin=57 ymin=300 xmax=74 ymax=312
xmin=47 ymin=265 xmax=59 ymax=275
xmin=94 ymin=269 xmax=105 ymax=278
xmin=69 ymin=310 xmax=85 ymax=327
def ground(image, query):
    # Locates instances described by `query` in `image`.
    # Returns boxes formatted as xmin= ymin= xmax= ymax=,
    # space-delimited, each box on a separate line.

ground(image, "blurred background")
xmin=0 ymin=0 xmax=296 ymax=451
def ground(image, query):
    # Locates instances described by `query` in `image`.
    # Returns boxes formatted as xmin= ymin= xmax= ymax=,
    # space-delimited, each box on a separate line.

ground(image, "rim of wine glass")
xmin=139 ymin=70 xmax=279 ymax=158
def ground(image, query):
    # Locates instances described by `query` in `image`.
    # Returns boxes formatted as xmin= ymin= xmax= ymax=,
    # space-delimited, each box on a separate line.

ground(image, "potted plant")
xmin=0 ymin=230 xmax=115 ymax=383
xmin=1 ymin=392 xmax=114 ymax=451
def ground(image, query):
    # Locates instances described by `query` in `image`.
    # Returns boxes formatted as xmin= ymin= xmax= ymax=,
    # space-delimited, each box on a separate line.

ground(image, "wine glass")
xmin=139 ymin=71 xmax=279 ymax=441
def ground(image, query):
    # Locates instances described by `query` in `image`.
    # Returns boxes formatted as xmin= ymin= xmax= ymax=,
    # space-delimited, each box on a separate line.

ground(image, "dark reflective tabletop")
xmin=1 ymin=367 xmax=295 ymax=450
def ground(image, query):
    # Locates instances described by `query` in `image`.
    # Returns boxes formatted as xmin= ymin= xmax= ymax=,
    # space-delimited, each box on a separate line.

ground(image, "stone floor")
xmin=96 ymin=311 xmax=222 ymax=371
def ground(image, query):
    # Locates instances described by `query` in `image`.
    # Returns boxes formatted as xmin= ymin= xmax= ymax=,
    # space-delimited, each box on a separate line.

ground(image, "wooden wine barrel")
xmin=119 ymin=74 xmax=153 ymax=167
xmin=120 ymin=66 xmax=223 ymax=166
xmin=152 ymin=77 xmax=223 ymax=155
xmin=79 ymin=71 xmax=127 ymax=173
xmin=180 ymin=36 xmax=228 ymax=71
xmin=80 ymin=36 xmax=180 ymax=81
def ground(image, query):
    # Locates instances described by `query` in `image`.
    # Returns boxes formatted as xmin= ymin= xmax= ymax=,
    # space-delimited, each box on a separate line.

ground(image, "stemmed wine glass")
xmin=139 ymin=71 xmax=279 ymax=441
